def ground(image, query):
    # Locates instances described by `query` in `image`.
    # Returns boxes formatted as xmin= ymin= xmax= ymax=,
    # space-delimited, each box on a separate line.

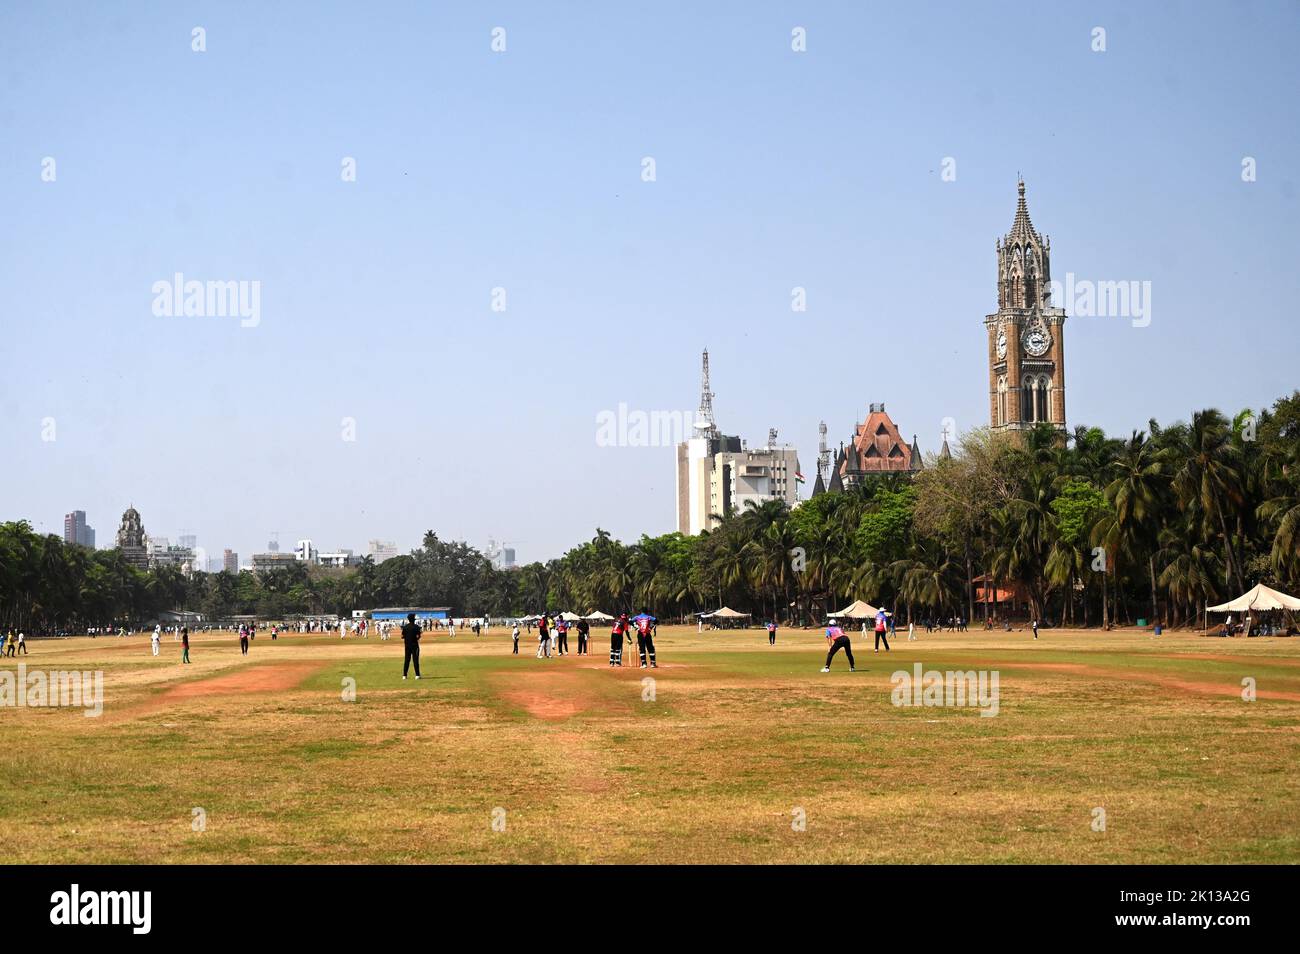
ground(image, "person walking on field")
xmin=555 ymin=617 xmax=569 ymax=656
xmin=512 ymin=622 xmax=520 ymax=655
xmin=576 ymin=617 xmax=590 ymax=655
xmin=181 ymin=626 xmax=191 ymax=664
xmin=239 ymin=624 xmax=250 ymax=656
xmin=1032 ymin=618 xmax=1039 ymax=640
xmin=907 ymin=620 xmax=916 ymax=641
xmin=401 ymin=612 xmax=422 ymax=680
xmin=151 ymin=628 xmax=161 ymax=656
xmin=874 ymin=609 xmax=891 ymax=653
xmin=766 ymin=619 xmax=777 ymax=646
xmin=821 ymin=618 xmax=855 ymax=672
xmin=16 ymin=630 xmax=28 ymax=655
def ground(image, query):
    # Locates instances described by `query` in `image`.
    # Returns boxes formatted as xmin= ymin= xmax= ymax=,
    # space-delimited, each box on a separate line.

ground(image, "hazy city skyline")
xmin=3 ymin=2 xmax=1298 ymax=565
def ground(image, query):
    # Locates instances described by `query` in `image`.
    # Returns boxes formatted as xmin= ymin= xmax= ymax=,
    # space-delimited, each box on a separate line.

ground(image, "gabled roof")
xmin=844 ymin=405 xmax=913 ymax=473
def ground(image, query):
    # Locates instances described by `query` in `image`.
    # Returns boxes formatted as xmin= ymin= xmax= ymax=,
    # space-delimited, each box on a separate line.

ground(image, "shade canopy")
xmin=584 ymin=610 xmax=614 ymax=620
xmin=558 ymin=612 xmax=582 ymax=622
xmin=831 ymin=599 xmax=881 ymax=619
xmin=1207 ymin=583 xmax=1300 ymax=613
xmin=703 ymin=606 xmax=750 ymax=618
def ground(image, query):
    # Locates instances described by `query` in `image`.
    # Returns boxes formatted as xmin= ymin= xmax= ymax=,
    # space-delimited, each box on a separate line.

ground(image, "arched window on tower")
xmin=1021 ymin=376 xmax=1034 ymax=422
xmin=996 ymin=376 xmax=1007 ymax=426
xmin=1037 ymin=375 xmax=1051 ymax=422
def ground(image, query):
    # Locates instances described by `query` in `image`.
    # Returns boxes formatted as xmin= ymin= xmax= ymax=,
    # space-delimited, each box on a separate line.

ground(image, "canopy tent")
xmin=557 ymin=611 xmax=583 ymax=622
xmin=1207 ymin=583 xmax=1300 ymax=613
xmin=702 ymin=606 xmax=750 ymax=618
xmin=584 ymin=610 xmax=614 ymax=621
xmin=831 ymin=599 xmax=881 ymax=620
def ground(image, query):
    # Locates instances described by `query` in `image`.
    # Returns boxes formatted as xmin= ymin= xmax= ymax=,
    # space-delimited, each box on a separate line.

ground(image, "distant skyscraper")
xmin=178 ymin=533 xmax=197 ymax=550
xmin=501 ymin=547 xmax=516 ymax=569
xmin=223 ymin=549 xmax=238 ymax=573
xmin=63 ymin=510 xmax=95 ymax=548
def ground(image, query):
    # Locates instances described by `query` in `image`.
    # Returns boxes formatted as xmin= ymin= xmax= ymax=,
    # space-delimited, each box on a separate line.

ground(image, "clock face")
xmin=996 ymin=330 xmax=1007 ymax=359
xmin=1022 ymin=319 xmax=1052 ymax=357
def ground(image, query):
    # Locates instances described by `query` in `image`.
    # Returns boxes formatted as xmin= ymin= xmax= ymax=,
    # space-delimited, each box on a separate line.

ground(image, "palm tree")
xmin=1168 ymin=410 xmax=1247 ymax=594
xmin=1105 ymin=431 xmax=1167 ymax=622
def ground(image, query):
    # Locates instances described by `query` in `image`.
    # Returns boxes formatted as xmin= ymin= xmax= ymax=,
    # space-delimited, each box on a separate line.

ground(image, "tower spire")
xmin=1008 ymin=177 xmax=1039 ymax=244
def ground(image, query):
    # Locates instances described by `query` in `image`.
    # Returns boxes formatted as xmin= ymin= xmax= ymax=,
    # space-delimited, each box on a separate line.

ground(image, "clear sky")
xmin=2 ymin=1 xmax=1297 ymax=565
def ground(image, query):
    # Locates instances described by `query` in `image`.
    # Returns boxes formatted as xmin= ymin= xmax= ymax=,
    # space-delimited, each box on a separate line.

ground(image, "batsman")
xmin=631 ymin=609 xmax=658 ymax=668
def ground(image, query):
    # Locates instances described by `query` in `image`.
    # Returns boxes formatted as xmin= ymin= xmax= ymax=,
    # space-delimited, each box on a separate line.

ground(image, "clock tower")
xmin=986 ymin=180 xmax=1066 ymax=436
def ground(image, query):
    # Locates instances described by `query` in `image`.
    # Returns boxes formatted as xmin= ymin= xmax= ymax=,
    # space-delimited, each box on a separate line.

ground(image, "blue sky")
xmin=2 ymin=1 xmax=1297 ymax=565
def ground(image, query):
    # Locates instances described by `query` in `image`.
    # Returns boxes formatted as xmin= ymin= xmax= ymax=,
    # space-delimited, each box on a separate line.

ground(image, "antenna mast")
xmin=817 ymin=420 xmax=830 ymax=482
xmin=694 ymin=348 xmax=717 ymax=435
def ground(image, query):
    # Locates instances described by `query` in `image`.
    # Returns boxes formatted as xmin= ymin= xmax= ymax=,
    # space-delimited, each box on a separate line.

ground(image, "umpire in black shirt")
xmin=401 ymin=612 xmax=422 ymax=679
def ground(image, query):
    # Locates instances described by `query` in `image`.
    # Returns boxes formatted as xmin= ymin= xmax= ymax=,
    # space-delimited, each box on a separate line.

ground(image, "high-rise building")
xmin=223 ymin=549 xmax=239 ymax=573
xmin=367 ymin=539 xmax=399 ymax=564
xmin=675 ymin=350 xmax=802 ymax=535
xmin=114 ymin=505 xmax=149 ymax=570
xmin=295 ymin=539 xmax=318 ymax=564
xmin=148 ymin=535 xmax=194 ymax=570
xmin=253 ymin=552 xmax=299 ymax=574
xmin=986 ymin=180 xmax=1067 ymax=435
xmin=63 ymin=510 xmax=95 ymax=549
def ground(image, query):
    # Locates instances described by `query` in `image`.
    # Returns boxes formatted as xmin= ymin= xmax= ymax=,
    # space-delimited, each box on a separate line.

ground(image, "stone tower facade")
xmin=115 ymin=505 xmax=149 ymax=570
xmin=985 ymin=181 xmax=1067 ymax=436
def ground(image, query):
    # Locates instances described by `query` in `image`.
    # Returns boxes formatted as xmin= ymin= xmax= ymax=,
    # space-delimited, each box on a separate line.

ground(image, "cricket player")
xmin=610 ymin=612 xmax=631 ymax=667
xmin=401 ymin=612 xmax=422 ymax=679
xmin=631 ymin=610 xmax=658 ymax=668
xmin=150 ymin=628 xmax=160 ymax=656
xmin=821 ymin=618 xmax=855 ymax=672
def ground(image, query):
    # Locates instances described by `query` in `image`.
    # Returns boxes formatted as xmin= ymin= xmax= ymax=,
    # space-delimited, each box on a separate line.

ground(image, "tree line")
xmin=3 ymin=394 xmax=1297 ymax=632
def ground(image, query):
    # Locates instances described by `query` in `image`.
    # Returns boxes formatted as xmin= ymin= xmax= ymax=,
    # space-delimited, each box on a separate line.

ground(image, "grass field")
xmin=2 ymin=624 xmax=1298 ymax=864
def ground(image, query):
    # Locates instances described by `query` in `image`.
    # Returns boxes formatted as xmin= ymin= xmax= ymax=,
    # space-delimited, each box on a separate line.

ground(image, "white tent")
xmin=703 ymin=606 xmax=750 ymax=618
xmin=1207 ymin=583 xmax=1300 ymax=613
xmin=584 ymin=610 xmax=614 ymax=621
xmin=558 ymin=611 xmax=582 ymax=622
xmin=831 ymin=599 xmax=881 ymax=619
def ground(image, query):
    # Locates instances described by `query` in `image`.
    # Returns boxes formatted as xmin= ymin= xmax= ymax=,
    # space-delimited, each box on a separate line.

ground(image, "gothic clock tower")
xmin=985 ymin=180 xmax=1067 ymax=436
